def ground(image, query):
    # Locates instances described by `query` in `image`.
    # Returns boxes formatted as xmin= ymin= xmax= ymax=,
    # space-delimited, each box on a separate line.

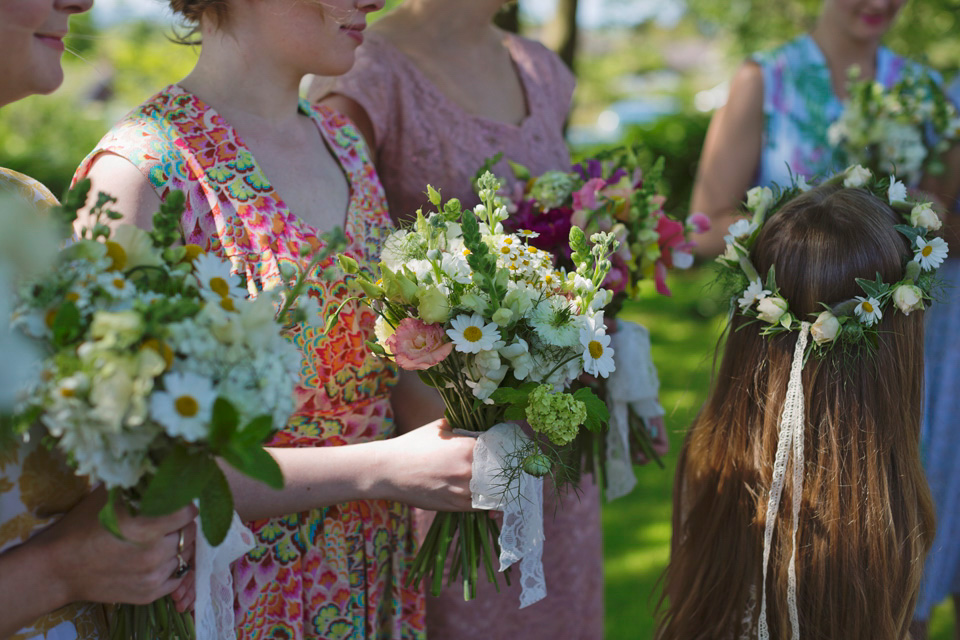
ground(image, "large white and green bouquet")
xmin=338 ymin=172 xmax=614 ymax=605
xmin=4 ymin=181 xmax=338 ymax=639
xmin=828 ymin=67 xmax=960 ymax=185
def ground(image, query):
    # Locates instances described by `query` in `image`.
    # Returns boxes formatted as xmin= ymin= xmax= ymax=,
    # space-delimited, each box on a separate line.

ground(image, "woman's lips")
xmin=341 ymin=25 xmax=365 ymax=44
xmin=35 ymin=34 xmax=66 ymax=52
xmin=860 ymin=13 xmax=887 ymax=28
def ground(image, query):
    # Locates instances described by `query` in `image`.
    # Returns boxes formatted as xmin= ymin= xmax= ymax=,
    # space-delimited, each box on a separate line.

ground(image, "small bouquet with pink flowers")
xmin=494 ymin=149 xmax=709 ymax=499
xmin=337 ymin=172 xmax=615 ymax=606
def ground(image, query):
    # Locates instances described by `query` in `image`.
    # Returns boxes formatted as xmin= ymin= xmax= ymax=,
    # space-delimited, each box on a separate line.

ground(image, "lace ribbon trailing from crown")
xmin=467 ymin=423 xmax=546 ymax=609
xmin=757 ymin=322 xmax=809 ymax=640
xmin=605 ymin=321 xmax=665 ymax=501
xmin=194 ymin=511 xmax=255 ymax=639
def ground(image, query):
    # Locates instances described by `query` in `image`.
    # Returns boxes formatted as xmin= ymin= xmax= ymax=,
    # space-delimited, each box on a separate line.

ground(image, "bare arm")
xmin=690 ymin=61 xmax=765 ymax=258
xmin=391 ymin=369 xmax=445 ymax=435
xmin=80 ymin=154 xmax=476 ymax=523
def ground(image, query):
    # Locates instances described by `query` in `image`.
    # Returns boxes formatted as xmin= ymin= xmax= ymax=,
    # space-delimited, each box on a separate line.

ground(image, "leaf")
xmin=209 ymin=397 xmax=240 ymax=450
xmin=504 ymin=405 xmax=527 ymax=422
xmin=894 ymin=224 xmax=923 ymax=245
xmin=139 ymin=447 xmax=217 ymax=516
xmin=765 ymin=264 xmax=777 ymax=291
xmin=51 ymin=301 xmax=82 ymax=348
xmin=221 ymin=442 xmax=284 ymax=490
xmin=98 ymin=487 xmax=123 ymax=539
xmin=198 ymin=466 xmax=233 ymax=546
xmin=234 ymin=415 xmax=275 ymax=448
xmin=488 ymin=382 xmax=538 ymax=408
xmin=573 ymin=387 xmax=610 ymax=433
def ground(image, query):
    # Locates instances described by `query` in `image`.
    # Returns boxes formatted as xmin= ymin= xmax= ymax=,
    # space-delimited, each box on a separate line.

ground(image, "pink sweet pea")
xmin=572 ymin=178 xmax=606 ymax=212
xmin=687 ymin=212 xmax=711 ymax=234
xmin=383 ymin=318 xmax=453 ymax=371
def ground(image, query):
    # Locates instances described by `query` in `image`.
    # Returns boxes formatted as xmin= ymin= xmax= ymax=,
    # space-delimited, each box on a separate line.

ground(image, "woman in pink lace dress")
xmin=75 ymin=1 xmax=480 ymax=638
xmin=313 ymin=1 xmax=604 ymax=637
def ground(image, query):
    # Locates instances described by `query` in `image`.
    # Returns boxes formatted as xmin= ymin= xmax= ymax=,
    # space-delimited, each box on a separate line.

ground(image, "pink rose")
xmin=384 ymin=318 xmax=453 ymax=371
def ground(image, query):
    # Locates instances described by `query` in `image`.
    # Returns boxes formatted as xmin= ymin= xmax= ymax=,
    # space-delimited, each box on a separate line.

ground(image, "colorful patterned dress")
xmin=0 ymin=168 xmax=109 ymax=640
xmin=752 ymin=34 xmax=923 ymax=187
xmin=73 ymin=86 xmax=425 ymax=639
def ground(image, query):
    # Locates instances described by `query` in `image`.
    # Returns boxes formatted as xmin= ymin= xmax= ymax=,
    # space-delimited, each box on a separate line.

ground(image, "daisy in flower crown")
xmin=657 ymin=165 xmax=943 ymax=640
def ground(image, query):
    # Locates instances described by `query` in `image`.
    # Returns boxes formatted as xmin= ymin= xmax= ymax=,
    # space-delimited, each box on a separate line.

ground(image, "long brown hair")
xmin=656 ymin=184 xmax=935 ymax=640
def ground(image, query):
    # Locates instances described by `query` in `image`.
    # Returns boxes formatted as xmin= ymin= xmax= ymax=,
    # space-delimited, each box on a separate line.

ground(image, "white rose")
xmin=90 ymin=311 xmax=145 ymax=348
xmin=756 ymin=296 xmax=789 ymax=324
xmin=746 ymin=186 xmax=774 ymax=215
xmin=909 ymin=203 xmax=942 ymax=231
xmin=892 ymin=284 xmax=924 ymax=315
xmin=810 ymin=311 xmax=841 ymax=345
xmin=843 ymin=165 xmax=873 ymax=188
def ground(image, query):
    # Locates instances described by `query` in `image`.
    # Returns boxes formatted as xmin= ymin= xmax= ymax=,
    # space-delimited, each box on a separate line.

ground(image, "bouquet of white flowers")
xmin=337 ymin=172 xmax=614 ymax=606
xmin=828 ymin=67 xmax=960 ymax=185
xmin=4 ymin=181 xmax=340 ymax=639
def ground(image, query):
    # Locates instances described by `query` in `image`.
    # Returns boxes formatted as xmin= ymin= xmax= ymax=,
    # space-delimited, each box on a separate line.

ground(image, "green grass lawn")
xmin=602 ymin=268 xmax=957 ymax=640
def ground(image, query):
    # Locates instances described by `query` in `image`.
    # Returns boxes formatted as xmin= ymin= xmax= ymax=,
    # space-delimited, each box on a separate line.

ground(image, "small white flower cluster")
xmin=828 ymin=70 xmax=959 ymax=186
xmin=717 ymin=166 xmax=948 ymax=350
xmin=14 ymin=224 xmax=301 ymax=489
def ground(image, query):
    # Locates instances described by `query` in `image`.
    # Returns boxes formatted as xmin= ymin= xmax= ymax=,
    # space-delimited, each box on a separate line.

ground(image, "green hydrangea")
xmin=529 ymin=171 xmax=578 ymax=210
xmin=525 ymin=384 xmax=586 ymax=446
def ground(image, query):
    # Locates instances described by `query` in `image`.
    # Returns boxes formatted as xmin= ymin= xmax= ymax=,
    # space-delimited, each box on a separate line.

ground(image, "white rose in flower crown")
xmin=746 ymin=186 xmax=775 ymax=216
xmin=892 ymin=284 xmax=924 ymax=315
xmin=811 ymin=310 xmax=841 ymax=345
xmin=909 ymin=202 xmax=942 ymax=231
xmin=843 ymin=165 xmax=873 ymax=188
xmin=756 ymin=296 xmax=789 ymax=324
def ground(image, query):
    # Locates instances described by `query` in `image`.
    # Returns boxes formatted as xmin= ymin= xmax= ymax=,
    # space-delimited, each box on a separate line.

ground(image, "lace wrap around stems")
xmin=467 ymin=423 xmax=546 ymax=609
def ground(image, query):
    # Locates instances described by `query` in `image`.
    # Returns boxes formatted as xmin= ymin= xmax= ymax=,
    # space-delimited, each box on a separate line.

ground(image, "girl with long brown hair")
xmin=657 ymin=172 xmax=938 ymax=640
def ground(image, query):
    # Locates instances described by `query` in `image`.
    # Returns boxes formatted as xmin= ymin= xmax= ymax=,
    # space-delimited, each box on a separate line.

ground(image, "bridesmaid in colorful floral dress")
xmin=689 ymin=0 xmax=960 ymax=257
xmin=315 ymin=1 xmax=607 ymax=637
xmin=75 ymin=1 xmax=478 ymax=638
xmin=1 ymin=1 xmax=199 ymax=638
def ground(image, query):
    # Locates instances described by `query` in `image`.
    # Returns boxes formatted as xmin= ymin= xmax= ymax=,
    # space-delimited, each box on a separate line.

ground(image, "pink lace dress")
xmin=331 ymin=33 xmax=604 ymax=639
xmin=73 ymin=86 xmax=426 ymax=640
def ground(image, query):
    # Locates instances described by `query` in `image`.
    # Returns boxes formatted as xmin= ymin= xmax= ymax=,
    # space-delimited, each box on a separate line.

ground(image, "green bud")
xmin=356 ymin=278 xmax=385 ymax=298
xmin=338 ymin=254 xmax=360 ymax=275
xmin=522 ymin=453 xmax=552 ymax=477
xmin=427 ymin=185 xmax=442 ymax=206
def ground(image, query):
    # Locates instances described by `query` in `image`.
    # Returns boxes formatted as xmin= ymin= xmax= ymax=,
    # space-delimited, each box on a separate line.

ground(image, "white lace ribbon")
xmin=605 ymin=321 xmax=665 ymax=501
xmin=757 ymin=322 xmax=809 ymax=640
xmin=468 ymin=422 xmax=546 ymax=609
xmin=194 ymin=511 xmax=255 ymax=639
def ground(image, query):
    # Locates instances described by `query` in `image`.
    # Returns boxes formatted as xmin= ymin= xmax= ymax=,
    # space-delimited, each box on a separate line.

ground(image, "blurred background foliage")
xmin=1 ymin=2 xmax=956 ymax=637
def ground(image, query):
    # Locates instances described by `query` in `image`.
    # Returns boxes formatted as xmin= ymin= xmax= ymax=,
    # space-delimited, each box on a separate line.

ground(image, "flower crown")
xmin=716 ymin=165 xmax=949 ymax=352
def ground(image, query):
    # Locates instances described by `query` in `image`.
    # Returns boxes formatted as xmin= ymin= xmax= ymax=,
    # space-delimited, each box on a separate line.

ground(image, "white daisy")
xmin=724 ymin=219 xmax=758 ymax=245
xmin=96 ymin=272 xmax=136 ymax=300
xmin=580 ymin=314 xmax=615 ymax=378
xmin=915 ymin=236 xmax=948 ymax=271
xmin=150 ymin=371 xmax=216 ymax=442
xmin=854 ymin=296 xmax=883 ymax=326
xmin=530 ymin=296 xmax=580 ymax=347
xmin=887 ymin=179 xmax=908 ymax=204
xmin=517 ymin=229 xmax=540 ymax=239
xmin=193 ymin=253 xmax=242 ymax=301
xmin=737 ymin=279 xmax=771 ymax=311
xmin=446 ymin=313 xmax=501 ymax=354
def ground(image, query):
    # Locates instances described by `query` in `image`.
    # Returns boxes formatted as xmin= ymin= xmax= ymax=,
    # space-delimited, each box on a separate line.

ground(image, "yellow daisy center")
xmin=462 ymin=248 xmax=472 ymax=257
xmin=501 ymin=247 xmax=511 ymax=255
xmin=544 ymin=275 xmax=553 ymax=284
xmin=220 ymin=297 xmax=236 ymax=312
xmin=588 ymin=340 xmax=604 ymax=359
xmin=60 ymin=387 xmax=75 ymax=398
xmin=527 ymin=247 xmax=537 ymax=254
xmin=209 ymin=277 xmax=230 ymax=298
xmin=504 ymin=237 xmax=513 ymax=245
xmin=174 ymin=395 xmax=199 ymax=417
xmin=65 ymin=292 xmax=80 ymax=303
xmin=104 ymin=241 xmax=127 ymax=271
xmin=922 ymin=245 xmax=933 ymax=257
xmin=862 ymin=301 xmax=874 ymax=313
xmin=463 ymin=326 xmax=483 ymax=342
xmin=183 ymin=244 xmax=205 ymax=263
xmin=112 ymin=277 xmax=125 ymax=289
